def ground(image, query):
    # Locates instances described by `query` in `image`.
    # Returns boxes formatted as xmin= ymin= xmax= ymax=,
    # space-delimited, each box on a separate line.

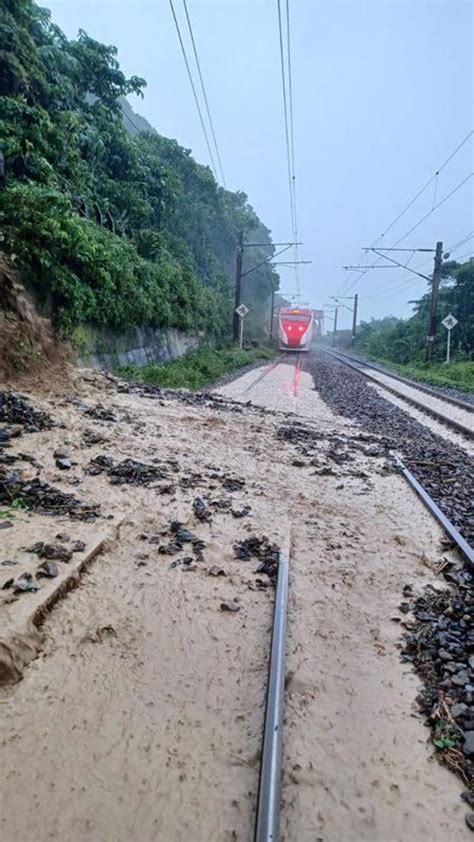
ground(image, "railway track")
xmin=319 ymin=348 xmax=473 ymax=440
xmin=254 ymin=462 xmax=473 ymax=842
xmin=243 ymin=353 xmax=302 ymax=398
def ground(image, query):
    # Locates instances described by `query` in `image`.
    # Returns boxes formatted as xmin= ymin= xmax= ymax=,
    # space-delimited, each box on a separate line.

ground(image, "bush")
xmin=117 ymin=345 xmax=276 ymax=390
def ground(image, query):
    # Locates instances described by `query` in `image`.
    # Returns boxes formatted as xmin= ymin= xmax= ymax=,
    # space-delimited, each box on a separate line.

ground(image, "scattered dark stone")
xmin=87 ymin=455 xmax=115 ymax=475
xmin=222 ymin=477 xmax=245 ymax=493
xmin=192 ymin=539 xmax=206 ymax=561
xmin=464 ymin=732 xmax=474 ymax=757
xmin=234 ymin=535 xmax=280 ymax=583
xmin=0 ymin=470 xmax=100 ymax=521
xmin=82 ymin=429 xmax=108 ymax=448
xmin=465 ymin=813 xmax=474 ymax=831
xmin=2 ymin=577 xmax=14 ymax=589
xmin=193 ymin=497 xmax=211 ymax=522
xmin=36 ymin=561 xmax=59 ymax=578
xmin=208 ymin=565 xmax=226 ymax=577
xmin=27 ymin=542 xmax=73 ymax=563
xmin=158 ymin=542 xmax=182 ymax=556
xmin=13 ymin=572 xmax=40 ymax=593
xmin=107 ymin=458 xmax=172 ymax=486
xmin=231 ymin=505 xmax=251 ymax=519
xmin=0 ymin=391 xmax=53 ymax=432
xmin=71 ymin=540 xmax=86 ymax=553
xmin=55 ymin=457 xmax=72 ymax=470
xmin=462 ymin=791 xmax=474 ymax=808
xmin=83 ymin=404 xmax=120 ymax=423
xmin=55 ymin=532 xmax=70 ymax=542
xmin=220 ymin=601 xmax=240 ymax=613
xmin=53 ymin=450 xmax=69 ymax=460
xmin=0 ymin=521 xmax=13 ymax=529
xmin=182 ymin=560 xmax=198 ymax=571
xmin=170 ymin=522 xmax=195 ymax=543
xmin=1 ymin=560 xmax=18 ymax=566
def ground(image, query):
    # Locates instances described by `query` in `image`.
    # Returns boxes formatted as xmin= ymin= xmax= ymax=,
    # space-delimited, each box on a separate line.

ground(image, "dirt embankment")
xmin=0 ymin=255 xmax=69 ymax=385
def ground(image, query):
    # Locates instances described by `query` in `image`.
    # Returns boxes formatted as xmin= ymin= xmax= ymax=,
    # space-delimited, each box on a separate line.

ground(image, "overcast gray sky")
xmin=46 ymin=0 xmax=473 ymax=330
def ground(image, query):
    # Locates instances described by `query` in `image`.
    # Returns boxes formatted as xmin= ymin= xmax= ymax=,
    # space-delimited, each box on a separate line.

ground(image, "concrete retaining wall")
xmin=77 ymin=325 xmax=199 ymax=370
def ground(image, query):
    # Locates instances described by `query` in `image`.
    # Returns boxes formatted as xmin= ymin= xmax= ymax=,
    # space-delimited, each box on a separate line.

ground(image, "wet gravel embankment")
xmin=307 ymin=352 xmax=474 ymax=807
xmin=308 ymin=352 xmax=473 ymax=544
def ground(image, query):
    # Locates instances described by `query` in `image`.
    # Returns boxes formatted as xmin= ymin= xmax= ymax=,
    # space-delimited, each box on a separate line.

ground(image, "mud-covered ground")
xmin=306 ymin=350 xmax=474 ymax=812
xmin=0 ymin=359 xmax=471 ymax=840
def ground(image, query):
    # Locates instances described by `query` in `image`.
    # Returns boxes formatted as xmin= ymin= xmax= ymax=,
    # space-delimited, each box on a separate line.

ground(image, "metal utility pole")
xmin=332 ymin=307 xmax=338 ymax=346
xmin=233 ymin=230 xmax=244 ymax=342
xmin=233 ymin=237 xmax=304 ymax=343
xmin=269 ymin=288 xmax=276 ymax=340
xmin=426 ymin=241 xmax=443 ymax=362
xmin=329 ymin=295 xmax=357 ymax=340
xmin=351 ymin=293 xmax=358 ymax=342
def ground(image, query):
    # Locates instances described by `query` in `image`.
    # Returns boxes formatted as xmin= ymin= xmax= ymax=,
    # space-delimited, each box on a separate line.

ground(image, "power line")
xmin=342 ymin=171 xmax=473 ymax=295
xmin=390 ymin=172 xmax=473 ymax=247
xmin=285 ymin=0 xmax=299 ymax=289
xmin=447 ymin=230 xmax=474 ymax=254
xmin=276 ymin=0 xmax=299 ymax=295
xmin=168 ymin=0 xmax=218 ymax=181
xmin=181 ymin=0 xmax=226 ymax=187
xmin=339 ymin=129 xmax=474 ymax=294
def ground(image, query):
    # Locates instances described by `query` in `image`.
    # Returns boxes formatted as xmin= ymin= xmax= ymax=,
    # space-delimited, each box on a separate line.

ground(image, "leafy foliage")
xmin=0 ymin=1 xmax=279 ymax=337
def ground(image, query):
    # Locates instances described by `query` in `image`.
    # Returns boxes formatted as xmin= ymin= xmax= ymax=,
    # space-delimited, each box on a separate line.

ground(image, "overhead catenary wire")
xmin=168 ymin=0 xmax=218 ymax=181
xmin=342 ymin=171 xmax=474 ymax=296
xmin=446 ymin=230 xmax=474 ymax=255
xmin=339 ymin=129 xmax=474 ymax=294
xmin=276 ymin=0 xmax=300 ymax=295
xmin=181 ymin=0 xmax=226 ymax=187
xmin=285 ymin=0 xmax=300 ymax=289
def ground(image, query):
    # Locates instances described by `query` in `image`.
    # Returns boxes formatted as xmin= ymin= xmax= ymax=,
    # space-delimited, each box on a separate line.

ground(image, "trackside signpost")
xmin=235 ymin=303 xmax=249 ymax=348
xmin=442 ymin=313 xmax=458 ymax=363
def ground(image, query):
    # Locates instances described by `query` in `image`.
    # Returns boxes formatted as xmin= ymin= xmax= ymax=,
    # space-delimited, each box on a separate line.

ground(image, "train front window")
xmin=281 ymin=314 xmax=311 ymax=322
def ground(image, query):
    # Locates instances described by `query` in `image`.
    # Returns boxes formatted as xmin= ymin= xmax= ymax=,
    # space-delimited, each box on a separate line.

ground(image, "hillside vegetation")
xmin=0 ymin=0 xmax=279 ymax=341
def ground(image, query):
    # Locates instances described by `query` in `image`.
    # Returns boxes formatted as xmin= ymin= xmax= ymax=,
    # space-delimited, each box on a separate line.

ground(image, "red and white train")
xmin=277 ymin=307 xmax=314 ymax=351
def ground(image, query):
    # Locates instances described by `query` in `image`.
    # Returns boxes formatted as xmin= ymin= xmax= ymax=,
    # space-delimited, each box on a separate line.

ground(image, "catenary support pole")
xmin=426 ymin=241 xmax=443 ymax=362
xmin=351 ymin=293 xmax=358 ymax=342
xmin=233 ymin=231 xmax=244 ymax=342
xmin=332 ymin=307 xmax=338 ymax=347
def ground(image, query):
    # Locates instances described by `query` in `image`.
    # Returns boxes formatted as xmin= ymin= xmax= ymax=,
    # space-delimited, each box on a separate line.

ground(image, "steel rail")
xmin=395 ymin=457 xmax=474 ymax=571
xmin=242 ymin=356 xmax=284 ymax=395
xmin=254 ymin=540 xmax=290 ymax=842
xmin=320 ymin=348 xmax=473 ymax=440
xmin=328 ymin=348 xmax=474 ymax=413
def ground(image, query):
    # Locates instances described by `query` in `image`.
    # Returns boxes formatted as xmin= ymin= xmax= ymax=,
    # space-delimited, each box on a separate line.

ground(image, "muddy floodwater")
xmin=0 ymin=362 xmax=469 ymax=841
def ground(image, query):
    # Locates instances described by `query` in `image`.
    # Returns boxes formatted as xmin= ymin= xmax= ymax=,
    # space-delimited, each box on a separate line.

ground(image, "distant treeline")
xmin=0 ymin=0 xmax=279 ymax=338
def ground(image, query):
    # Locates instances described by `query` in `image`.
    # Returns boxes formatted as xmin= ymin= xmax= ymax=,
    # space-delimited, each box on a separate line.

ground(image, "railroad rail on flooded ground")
xmin=318 ymin=347 xmax=474 ymax=440
xmin=243 ymin=353 xmax=302 ymax=398
xmin=253 ymin=465 xmax=474 ymax=842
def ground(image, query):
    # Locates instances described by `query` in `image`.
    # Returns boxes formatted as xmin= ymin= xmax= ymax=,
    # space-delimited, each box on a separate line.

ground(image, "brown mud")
xmin=0 ymin=361 xmax=469 ymax=840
